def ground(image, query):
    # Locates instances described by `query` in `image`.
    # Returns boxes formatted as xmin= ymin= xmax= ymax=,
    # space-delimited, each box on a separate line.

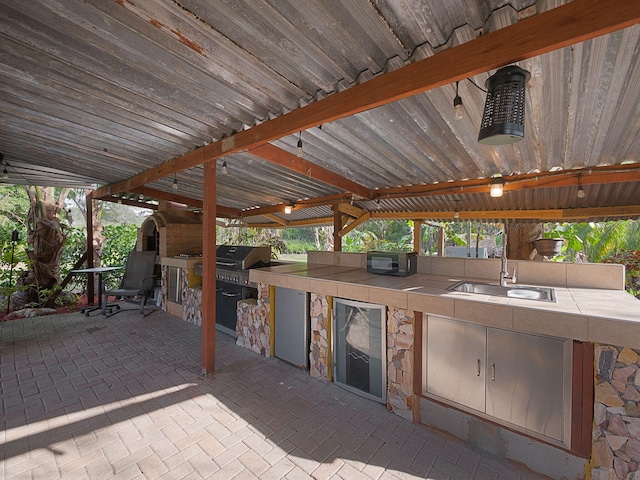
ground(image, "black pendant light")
xmin=478 ymin=65 xmax=531 ymax=145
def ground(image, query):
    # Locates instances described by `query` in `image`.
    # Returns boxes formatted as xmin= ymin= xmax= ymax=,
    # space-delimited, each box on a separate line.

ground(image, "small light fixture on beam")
xmin=490 ymin=177 xmax=505 ymax=198
xmin=296 ymin=132 xmax=303 ymax=157
xmin=284 ymin=204 xmax=293 ymax=215
xmin=222 ymin=161 xmax=228 ymax=175
xmin=577 ymin=175 xmax=586 ymax=199
xmin=453 ymin=81 xmax=464 ymax=120
xmin=138 ymin=189 xmax=145 ymax=201
xmin=172 ymin=174 xmax=178 ymax=190
xmin=478 ymin=65 xmax=531 ymax=145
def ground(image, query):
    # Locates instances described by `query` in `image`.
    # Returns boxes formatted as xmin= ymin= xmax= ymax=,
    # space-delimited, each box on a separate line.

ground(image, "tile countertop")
xmin=250 ymin=263 xmax=640 ymax=349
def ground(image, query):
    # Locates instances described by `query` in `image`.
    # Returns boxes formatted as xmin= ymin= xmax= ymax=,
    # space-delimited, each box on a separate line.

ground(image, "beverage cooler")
xmin=333 ymin=298 xmax=386 ymax=403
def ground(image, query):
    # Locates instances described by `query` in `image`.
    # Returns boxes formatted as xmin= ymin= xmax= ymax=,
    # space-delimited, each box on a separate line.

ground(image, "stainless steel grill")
xmin=213 ymin=245 xmax=271 ymax=337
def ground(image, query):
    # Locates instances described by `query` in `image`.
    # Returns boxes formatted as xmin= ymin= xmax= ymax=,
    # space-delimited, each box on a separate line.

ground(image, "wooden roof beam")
xmin=238 ymin=193 xmax=353 ymax=218
xmin=375 ymin=164 xmax=640 ymax=200
xmin=371 ymin=205 xmax=640 ymax=221
xmin=93 ymin=0 xmax=640 ymax=200
xmin=249 ymin=144 xmax=372 ymax=199
xmin=339 ymin=212 xmax=372 ymax=237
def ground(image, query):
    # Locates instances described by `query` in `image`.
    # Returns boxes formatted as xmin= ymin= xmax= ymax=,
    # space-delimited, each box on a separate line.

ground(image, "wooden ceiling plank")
xmin=93 ymin=0 xmax=640 ymax=200
xmin=250 ymin=144 xmax=372 ymax=199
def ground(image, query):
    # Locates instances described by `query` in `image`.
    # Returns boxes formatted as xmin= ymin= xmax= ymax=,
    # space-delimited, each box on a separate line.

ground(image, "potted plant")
xmin=533 ymin=224 xmax=566 ymax=257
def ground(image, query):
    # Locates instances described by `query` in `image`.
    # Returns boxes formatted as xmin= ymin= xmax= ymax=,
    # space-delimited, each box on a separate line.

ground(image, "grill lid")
xmin=215 ymin=245 xmax=271 ymax=270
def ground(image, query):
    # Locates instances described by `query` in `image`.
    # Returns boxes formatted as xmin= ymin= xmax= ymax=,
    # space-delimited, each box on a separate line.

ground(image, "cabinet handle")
xmin=476 ymin=359 xmax=481 ymax=376
xmin=491 ymin=363 xmax=496 ymax=381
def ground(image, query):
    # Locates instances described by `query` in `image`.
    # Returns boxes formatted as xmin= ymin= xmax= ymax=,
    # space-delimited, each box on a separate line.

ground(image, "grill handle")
xmin=216 ymin=261 xmax=236 ymax=267
xmin=222 ymin=291 xmax=242 ymax=298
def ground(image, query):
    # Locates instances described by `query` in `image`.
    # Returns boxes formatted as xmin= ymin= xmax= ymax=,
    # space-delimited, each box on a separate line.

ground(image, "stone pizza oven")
xmin=138 ymin=209 xmax=202 ymax=258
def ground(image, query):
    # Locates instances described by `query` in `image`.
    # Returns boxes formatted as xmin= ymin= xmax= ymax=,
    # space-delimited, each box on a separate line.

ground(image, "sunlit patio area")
xmin=1 ymin=307 xmax=550 ymax=479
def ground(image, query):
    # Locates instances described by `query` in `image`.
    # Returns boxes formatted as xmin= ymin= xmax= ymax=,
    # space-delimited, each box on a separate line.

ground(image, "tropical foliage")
xmin=216 ymin=224 xmax=287 ymax=258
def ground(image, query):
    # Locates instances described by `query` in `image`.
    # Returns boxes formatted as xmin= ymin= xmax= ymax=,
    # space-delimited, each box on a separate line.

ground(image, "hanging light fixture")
xmin=478 ymin=65 xmax=531 ymax=145
xmin=222 ymin=161 xmax=228 ymax=175
xmin=490 ymin=177 xmax=505 ymax=198
xmin=284 ymin=204 xmax=293 ymax=215
xmin=453 ymin=81 xmax=464 ymax=120
xmin=172 ymin=174 xmax=178 ymax=190
xmin=138 ymin=188 xmax=145 ymax=200
xmin=296 ymin=132 xmax=303 ymax=157
xmin=577 ymin=175 xmax=586 ymax=198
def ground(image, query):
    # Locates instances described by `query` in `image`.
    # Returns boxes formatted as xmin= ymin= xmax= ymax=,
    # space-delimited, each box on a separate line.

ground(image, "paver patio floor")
xmin=0 ymin=307 xmax=550 ymax=479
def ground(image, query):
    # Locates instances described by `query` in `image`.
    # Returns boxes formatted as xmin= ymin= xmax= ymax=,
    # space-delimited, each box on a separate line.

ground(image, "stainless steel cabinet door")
xmin=275 ymin=287 xmax=309 ymax=369
xmin=486 ymin=328 xmax=565 ymax=441
xmin=426 ymin=316 xmax=486 ymax=413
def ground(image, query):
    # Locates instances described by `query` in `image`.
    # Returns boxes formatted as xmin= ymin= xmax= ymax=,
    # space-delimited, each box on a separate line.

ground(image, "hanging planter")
xmin=533 ymin=238 xmax=564 ymax=257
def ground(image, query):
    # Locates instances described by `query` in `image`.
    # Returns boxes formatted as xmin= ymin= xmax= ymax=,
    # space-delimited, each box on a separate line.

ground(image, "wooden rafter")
xmin=337 ymin=203 xmax=367 ymax=218
xmin=371 ymin=205 xmax=640 ymax=222
xmin=92 ymin=0 xmax=640 ymax=201
xmin=238 ymin=205 xmax=640 ymax=229
xmin=249 ymin=144 xmax=371 ymax=199
xmin=263 ymin=214 xmax=289 ymax=226
xmin=374 ymin=164 xmax=640 ymax=200
xmin=237 ymin=193 xmax=352 ymax=219
xmin=339 ymin=212 xmax=372 ymax=237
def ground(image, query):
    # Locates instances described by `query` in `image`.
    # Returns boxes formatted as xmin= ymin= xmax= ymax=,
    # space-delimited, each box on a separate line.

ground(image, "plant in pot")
xmin=533 ymin=223 xmax=572 ymax=258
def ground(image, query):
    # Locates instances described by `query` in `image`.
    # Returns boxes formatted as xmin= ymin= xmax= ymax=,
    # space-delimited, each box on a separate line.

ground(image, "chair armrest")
xmin=138 ymin=274 xmax=156 ymax=291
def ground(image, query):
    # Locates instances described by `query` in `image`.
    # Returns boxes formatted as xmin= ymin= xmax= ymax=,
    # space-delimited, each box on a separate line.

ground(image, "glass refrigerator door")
xmin=334 ymin=298 xmax=386 ymax=403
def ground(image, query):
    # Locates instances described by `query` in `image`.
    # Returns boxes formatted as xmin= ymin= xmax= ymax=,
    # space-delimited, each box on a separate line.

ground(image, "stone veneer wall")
xmin=236 ymin=283 xmax=271 ymax=357
xmin=183 ymin=287 xmax=202 ymax=326
xmin=387 ymin=307 xmax=414 ymax=420
xmin=593 ymin=344 xmax=640 ymax=479
xmin=160 ymin=265 xmax=168 ymax=312
xmin=309 ymin=293 xmax=331 ymax=381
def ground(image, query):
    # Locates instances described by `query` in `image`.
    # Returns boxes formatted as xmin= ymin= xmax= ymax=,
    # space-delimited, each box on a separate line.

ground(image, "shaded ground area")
xmin=0 ymin=306 xmax=550 ymax=479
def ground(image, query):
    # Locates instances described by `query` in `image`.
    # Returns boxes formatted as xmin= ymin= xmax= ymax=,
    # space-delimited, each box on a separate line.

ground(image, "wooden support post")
xmin=86 ymin=192 xmax=95 ymax=304
xmin=201 ymin=161 xmax=217 ymax=375
xmin=333 ymin=206 xmax=343 ymax=252
xmin=437 ymin=226 xmax=445 ymax=256
xmin=413 ymin=220 xmax=422 ymax=255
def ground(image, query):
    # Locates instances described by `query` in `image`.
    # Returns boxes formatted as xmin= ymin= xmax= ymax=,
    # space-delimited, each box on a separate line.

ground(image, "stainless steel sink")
xmin=447 ymin=281 xmax=556 ymax=303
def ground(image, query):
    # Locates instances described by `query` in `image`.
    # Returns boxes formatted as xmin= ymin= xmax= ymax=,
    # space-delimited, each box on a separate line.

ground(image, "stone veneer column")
xmin=309 ymin=293 xmax=330 ymax=381
xmin=183 ymin=287 xmax=202 ymax=326
xmin=387 ymin=307 xmax=414 ymax=420
xmin=160 ymin=265 xmax=168 ymax=312
xmin=235 ymin=283 xmax=271 ymax=357
xmin=592 ymin=344 xmax=640 ymax=479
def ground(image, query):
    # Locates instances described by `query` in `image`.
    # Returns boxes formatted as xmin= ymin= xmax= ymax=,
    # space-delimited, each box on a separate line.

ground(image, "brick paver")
xmin=0 ymin=307 xmax=550 ymax=479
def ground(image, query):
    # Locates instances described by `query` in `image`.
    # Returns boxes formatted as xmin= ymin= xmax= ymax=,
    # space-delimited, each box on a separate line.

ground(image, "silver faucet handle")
xmin=511 ymin=267 xmax=517 ymax=284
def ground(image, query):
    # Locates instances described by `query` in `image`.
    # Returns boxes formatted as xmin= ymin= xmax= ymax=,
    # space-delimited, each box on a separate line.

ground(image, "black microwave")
xmin=366 ymin=251 xmax=417 ymax=276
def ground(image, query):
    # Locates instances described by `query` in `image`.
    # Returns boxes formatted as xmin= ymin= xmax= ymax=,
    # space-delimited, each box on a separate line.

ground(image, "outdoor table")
xmin=71 ymin=266 xmax=122 ymax=316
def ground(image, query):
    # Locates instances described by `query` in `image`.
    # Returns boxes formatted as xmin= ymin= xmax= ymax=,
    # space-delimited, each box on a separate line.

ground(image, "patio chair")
xmin=102 ymin=250 xmax=157 ymax=316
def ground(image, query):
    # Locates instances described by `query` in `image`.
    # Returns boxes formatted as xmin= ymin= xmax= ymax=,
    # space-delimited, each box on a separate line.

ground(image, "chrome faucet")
xmin=500 ymin=229 xmax=516 ymax=286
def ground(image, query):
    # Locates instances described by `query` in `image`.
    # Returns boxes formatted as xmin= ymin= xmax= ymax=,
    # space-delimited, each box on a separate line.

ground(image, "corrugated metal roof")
xmin=0 ymin=0 xmax=639 ymax=224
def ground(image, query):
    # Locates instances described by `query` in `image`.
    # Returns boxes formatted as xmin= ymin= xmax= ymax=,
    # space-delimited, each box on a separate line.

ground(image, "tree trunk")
xmin=13 ymin=187 xmax=68 ymax=309
xmin=506 ymin=223 xmax=544 ymax=261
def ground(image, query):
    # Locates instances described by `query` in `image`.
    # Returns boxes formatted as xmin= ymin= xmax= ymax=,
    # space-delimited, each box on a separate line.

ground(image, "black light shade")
xmin=478 ymin=65 xmax=531 ymax=145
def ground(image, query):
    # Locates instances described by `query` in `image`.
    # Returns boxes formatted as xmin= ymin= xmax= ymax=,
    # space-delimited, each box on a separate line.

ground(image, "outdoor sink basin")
xmin=448 ymin=281 xmax=556 ymax=303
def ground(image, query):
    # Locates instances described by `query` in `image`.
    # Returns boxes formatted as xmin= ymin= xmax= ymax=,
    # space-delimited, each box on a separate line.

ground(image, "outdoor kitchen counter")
xmin=251 ymin=262 xmax=640 ymax=348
